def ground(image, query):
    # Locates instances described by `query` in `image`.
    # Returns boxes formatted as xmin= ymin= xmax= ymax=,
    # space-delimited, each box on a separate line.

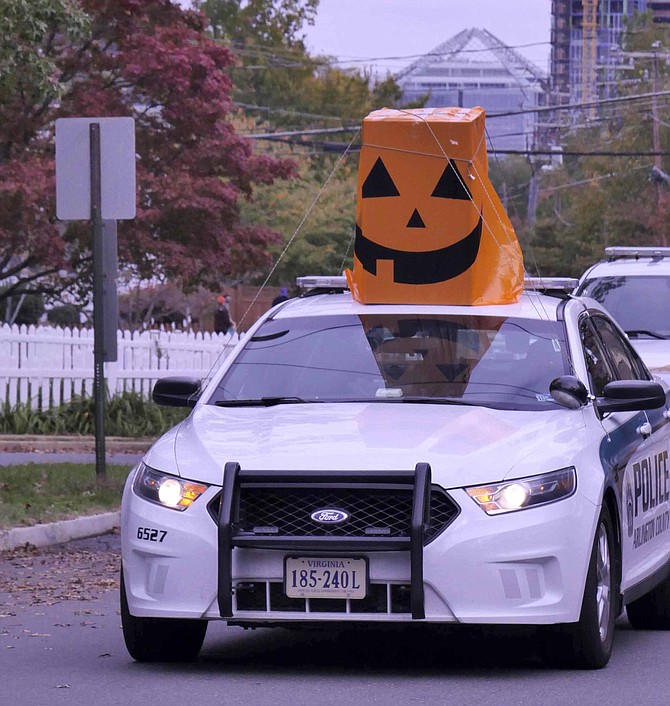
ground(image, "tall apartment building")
xmin=648 ymin=1 xmax=670 ymax=22
xmin=397 ymin=28 xmax=547 ymax=152
xmin=551 ymin=0 xmax=668 ymax=109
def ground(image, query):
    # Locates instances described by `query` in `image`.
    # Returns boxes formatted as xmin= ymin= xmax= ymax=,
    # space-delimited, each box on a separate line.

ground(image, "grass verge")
xmin=0 ymin=463 xmax=133 ymax=529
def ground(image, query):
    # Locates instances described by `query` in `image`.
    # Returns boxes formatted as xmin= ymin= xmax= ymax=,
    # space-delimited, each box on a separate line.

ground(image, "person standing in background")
xmin=214 ymin=295 xmax=234 ymax=334
xmin=272 ymin=287 xmax=289 ymax=307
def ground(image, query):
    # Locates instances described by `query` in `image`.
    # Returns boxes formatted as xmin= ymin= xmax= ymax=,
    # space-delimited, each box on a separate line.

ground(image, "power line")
xmin=493 ymin=149 xmax=670 ymax=157
xmin=237 ymin=88 xmax=670 ymax=139
xmin=223 ymin=37 xmax=552 ymax=68
xmin=234 ymin=102 xmax=345 ymax=122
xmin=245 ymin=126 xmax=359 ymax=139
xmin=319 ymin=41 xmax=552 ymax=66
xmin=538 ymin=164 xmax=652 ymax=194
xmin=248 ymin=131 xmax=670 ymax=157
xmin=237 ymin=87 xmax=670 ymax=157
xmin=490 ymin=89 xmax=670 ymax=117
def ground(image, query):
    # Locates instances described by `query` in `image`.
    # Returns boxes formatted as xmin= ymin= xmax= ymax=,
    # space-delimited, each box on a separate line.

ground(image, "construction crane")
xmin=581 ymin=0 xmax=599 ymax=119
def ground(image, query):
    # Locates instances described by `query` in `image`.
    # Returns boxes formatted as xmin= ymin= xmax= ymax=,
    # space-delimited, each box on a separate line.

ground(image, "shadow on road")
xmin=159 ymin=622 xmax=555 ymax=674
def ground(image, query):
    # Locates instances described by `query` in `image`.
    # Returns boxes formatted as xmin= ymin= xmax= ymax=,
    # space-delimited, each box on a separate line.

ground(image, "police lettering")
xmin=633 ymin=450 xmax=670 ymax=518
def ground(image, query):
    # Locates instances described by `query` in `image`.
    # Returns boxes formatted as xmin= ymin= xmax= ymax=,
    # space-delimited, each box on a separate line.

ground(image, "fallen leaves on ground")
xmin=0 ymin=532 xmax=120 ymax=607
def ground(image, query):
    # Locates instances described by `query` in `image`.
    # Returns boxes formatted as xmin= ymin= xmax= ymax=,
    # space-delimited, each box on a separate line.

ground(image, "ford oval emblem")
xmin=310 ymin=508 xmax=349 ymax=524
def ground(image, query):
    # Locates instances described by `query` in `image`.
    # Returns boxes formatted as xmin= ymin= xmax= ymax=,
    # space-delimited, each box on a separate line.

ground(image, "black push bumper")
xmin=217 ymin=461 xmax=432 ymax=620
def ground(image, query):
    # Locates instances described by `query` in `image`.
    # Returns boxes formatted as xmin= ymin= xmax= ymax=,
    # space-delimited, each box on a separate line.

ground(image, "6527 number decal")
xmin=137 ymin=527 xmax=167 ymax=543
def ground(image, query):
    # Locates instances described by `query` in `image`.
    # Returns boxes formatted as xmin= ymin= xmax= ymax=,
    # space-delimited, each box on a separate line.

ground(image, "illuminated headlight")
xmin=133 ymin=463 xmax=209 ymax=511
xmin=465 ymin=467 xmax=576 ymax=515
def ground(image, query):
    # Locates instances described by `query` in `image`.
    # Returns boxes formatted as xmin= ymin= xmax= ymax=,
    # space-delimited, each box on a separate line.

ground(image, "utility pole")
xmin=621 ymin=46 xmax=669 ymax=246
xmin=652 ymin=53 xmax=662 ymax=172
xmin=651 ymin=52 xmax=667 ymax=246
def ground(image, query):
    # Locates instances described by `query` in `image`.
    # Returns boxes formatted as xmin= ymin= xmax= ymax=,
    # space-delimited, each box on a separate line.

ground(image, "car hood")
xmin=144 ymin=402 xmax=586 ymax=489
xmin=632 ymin=339 xmax=670 ymax=380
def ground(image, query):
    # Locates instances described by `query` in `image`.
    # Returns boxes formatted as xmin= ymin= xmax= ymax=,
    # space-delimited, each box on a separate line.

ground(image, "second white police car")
xmin=576 ymin=246 xmax=670 ymax=380
xmin=120 ymin=276 xmax=670 ymax=669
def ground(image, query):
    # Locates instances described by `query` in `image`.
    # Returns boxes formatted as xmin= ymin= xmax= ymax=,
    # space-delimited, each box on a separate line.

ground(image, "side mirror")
xmin=594 ymin=379 xmax=667 ymax=415
xmin=152 ymin=376 xmax=202 ymax=408
xmin=550 ymin=375 xmax=589 ymax=409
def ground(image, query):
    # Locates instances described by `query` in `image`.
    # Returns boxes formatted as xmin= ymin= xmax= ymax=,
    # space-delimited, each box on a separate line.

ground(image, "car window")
xmin=208 ymin=314 xmax=570 ymax=411
xmin=590 ymin=315 xmax=650 ymax=381
xmin=580 ymin=314 xmax=650 ymax=395
xmin=580 ymin=318 xmax=615 ymax=396
xmin=578 ymin=275 xmax=670 ymax=337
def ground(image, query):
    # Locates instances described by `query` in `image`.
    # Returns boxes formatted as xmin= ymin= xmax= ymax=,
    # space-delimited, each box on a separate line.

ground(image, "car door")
xmin=581 ymin=313 xmax=670 ymax=591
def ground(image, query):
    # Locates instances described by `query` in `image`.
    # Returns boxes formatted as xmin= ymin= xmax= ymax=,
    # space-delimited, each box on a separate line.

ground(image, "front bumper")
xmin=121 ymin=465 xmax=598 ymax=626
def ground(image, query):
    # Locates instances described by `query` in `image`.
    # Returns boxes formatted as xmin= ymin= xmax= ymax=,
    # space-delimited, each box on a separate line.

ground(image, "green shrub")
xmin=0 ymin=391 xmax=189 ymax=437
xmin=47 ymin=304 xmax=81 ymax=326
xmin=1 ymin=290 xmax=44 ymax=325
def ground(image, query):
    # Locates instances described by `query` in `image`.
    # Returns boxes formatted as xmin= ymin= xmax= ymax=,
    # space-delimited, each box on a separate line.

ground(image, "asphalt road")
xmin=3 ymin=533 xmax=670 ymax=706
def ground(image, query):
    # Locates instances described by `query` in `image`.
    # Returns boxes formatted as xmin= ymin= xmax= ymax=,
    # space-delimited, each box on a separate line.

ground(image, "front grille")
xmin=209 ymin=485 xmax=459 ymax=545
xmin=234 ymin=581 xmax=411 ymax=614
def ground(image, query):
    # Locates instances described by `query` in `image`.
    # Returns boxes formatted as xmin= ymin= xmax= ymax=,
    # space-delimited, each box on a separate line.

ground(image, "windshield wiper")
xmin=389 ymin=396 xmax=478 ymax=407
xmin=626 ymin=329 xmax=669 ymax=340
xmin=215 ymin=396 xmax=316 ymax=407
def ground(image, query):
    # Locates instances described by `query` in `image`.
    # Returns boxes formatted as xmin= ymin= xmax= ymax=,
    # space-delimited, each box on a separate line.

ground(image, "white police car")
xmin=120 ymin=276 xmax=670 ymax=669
xmin=575 ymin=247 xmax=670 ymax=380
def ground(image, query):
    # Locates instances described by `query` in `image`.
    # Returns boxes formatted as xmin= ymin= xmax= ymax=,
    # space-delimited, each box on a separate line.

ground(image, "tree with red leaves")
xmin=0 ymin=0 xmax=296 ymax=314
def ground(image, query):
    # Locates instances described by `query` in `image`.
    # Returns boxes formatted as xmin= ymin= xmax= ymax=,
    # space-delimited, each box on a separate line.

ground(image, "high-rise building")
xmin=550 ymin=1 xmax=668 ymax=112
xmin=648 ymin=1 xmax=670 ymax=23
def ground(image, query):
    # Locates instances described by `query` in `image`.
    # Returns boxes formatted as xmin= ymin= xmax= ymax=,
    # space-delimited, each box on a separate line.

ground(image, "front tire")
xmin=120 ymin=568 xmax=208 ymax=662
xmin=543 ymin=506 xmax=618 ymax=669
xmin=626 ymin=570 xmax=670 ymax=629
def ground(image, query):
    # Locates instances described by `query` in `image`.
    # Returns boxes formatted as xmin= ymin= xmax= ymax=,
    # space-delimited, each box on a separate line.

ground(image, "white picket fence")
xmin=0 ymin=323 xmax=240 ymax=410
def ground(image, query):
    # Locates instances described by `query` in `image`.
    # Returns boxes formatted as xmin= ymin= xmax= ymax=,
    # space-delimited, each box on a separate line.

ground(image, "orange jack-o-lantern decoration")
xmin=345 ymin=107 xmax=524 ymax=305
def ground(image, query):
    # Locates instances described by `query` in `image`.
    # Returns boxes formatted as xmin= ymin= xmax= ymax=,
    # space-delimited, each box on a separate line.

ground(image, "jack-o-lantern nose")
xmin=407 ymin=209 xmax=425 ymax=228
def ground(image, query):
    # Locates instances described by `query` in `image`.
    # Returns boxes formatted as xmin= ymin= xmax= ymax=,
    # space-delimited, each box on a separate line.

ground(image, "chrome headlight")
xmin=133 ymin=463 xmax=209 ymax=511
xmin=465 ymin=467 xmax=576 ymax=515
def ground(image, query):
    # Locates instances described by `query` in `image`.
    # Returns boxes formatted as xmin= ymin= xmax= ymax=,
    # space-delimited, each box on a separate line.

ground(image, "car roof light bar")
xmin=296 ymin=275 xmax=580 ymax=295
xmin=296 ymin=275 xmax=349 ymax=291
xmin=605 ymin=246 xmax=670 ymax=260
xmin=524 ymin=277 xmax=578 ymax=292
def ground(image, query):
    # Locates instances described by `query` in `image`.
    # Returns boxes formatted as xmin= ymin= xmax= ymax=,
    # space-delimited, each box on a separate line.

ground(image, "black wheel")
xmin=626 ymin=571 xmax=670 ymax=629
xmin=543 ymin=506 xmax=619 ymax=669
xmin=120 ymin=568 xmax=208 ymax=662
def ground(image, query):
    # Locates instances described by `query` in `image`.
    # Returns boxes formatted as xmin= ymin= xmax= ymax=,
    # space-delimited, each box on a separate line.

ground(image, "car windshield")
xmin=208 ymin=313 xmax=570 ymax=411
xmin=579 ymin=276 xmax=670 ymax=337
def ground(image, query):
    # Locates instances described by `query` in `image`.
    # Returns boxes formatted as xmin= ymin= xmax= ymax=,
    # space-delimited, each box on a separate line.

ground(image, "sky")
xmin=303 ymin=0 xmax=553 ymax=76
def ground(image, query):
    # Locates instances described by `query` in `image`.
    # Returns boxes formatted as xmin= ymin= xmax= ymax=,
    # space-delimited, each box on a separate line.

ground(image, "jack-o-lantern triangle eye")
xmin=362 ymin=157 xmax=400 ymax=198
xmin=431 ymin=162 xmax=471 ymax=200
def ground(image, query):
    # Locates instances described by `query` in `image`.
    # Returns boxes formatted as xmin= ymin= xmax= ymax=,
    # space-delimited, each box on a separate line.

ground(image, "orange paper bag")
xmin=346 ymin=107 xmax=524 ymax=305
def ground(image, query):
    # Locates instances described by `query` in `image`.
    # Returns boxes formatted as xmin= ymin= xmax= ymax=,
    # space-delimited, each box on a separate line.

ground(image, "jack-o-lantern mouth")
xmin=354 ymin=214 xmax=483 ymax=285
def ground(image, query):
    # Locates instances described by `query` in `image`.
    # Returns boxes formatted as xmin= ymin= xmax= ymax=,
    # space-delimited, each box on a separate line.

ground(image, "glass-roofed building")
xmin=396 ymin=28 xmax=548 ymax=153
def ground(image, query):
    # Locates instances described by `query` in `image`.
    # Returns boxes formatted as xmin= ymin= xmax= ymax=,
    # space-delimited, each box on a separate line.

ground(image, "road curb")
xmin=0 ymin=435 xmax=152 ymax=454
xmin=0 ymin=511 xmax=120 ymax=552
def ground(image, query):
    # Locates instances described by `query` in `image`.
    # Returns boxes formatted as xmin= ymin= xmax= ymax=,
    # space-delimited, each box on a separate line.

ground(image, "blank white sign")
xmin=56 ymin=117 xmax=136 ymax=220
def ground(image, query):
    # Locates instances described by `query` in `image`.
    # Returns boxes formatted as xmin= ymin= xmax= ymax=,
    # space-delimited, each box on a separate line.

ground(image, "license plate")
xmin=285 ymin=557 xmax=367 ymax=599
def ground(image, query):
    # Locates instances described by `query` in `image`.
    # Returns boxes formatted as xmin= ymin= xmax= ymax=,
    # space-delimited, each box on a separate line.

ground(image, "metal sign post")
xmin=90 ymin=123 xmax=106 ymax=481
xmin=55 ymin=116 xmax=135 ymax=483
